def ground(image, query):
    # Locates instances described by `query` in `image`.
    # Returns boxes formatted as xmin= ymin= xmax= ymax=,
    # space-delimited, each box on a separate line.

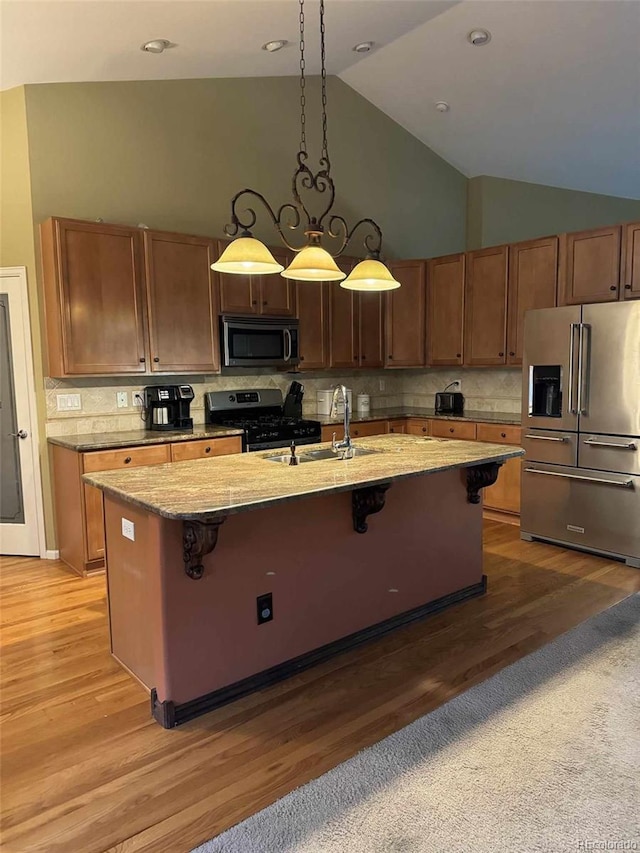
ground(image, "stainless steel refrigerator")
xmin=521 ymin=300 xmax=640 ymax=568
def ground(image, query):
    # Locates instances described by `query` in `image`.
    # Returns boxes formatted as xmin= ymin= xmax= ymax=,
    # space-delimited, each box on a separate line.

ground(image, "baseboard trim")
xmin=151 ymin=575 xmax=488 ymax=729
xmin=483 ymin=509 xmax=520 ymax=526
xmin=44 ymin=550 xmax=60 ymax=560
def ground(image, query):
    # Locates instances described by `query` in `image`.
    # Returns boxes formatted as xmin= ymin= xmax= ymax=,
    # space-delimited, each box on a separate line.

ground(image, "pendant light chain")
xmin=299 ymin=0 xmax=307 ymax=155
xmin=319 ymin=0 xmax=329 ymax=168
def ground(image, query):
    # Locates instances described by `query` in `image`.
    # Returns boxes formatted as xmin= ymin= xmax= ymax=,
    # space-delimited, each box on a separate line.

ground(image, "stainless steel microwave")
xmin=221 ymin=316 xmax=300 ymax=368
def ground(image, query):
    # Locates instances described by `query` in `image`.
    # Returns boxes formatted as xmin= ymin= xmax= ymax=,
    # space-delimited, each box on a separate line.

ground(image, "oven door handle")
xmin=524 ymin=434 xmax=567 ymax=442
xmin=283 ymin=328 xmax=292 ymax=362
xmin=583 ymin=439 xmax=637 ymax=450
xmin=524 ymin=468 xmax=633 ymax=489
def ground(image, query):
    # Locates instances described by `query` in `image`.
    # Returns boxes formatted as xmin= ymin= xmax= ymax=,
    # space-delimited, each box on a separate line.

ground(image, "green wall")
xmin=24 ymin=77 xmax=467 ymax=260
xmin=467 ymin=175 xmax=640 ymax=249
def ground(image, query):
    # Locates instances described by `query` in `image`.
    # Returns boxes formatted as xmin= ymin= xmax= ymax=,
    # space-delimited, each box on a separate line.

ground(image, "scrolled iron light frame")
xmin=221 ymin=0 xmax=386 ymax=263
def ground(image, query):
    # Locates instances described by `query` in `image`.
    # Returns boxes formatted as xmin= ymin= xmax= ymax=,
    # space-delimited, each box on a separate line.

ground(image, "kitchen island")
xmin=84 ymin=434 xmax=523 ymax=727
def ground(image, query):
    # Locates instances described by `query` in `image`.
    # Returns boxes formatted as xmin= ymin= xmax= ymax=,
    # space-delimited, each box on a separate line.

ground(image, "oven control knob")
xmin=228 ymin=395 xmax=235 ymax=402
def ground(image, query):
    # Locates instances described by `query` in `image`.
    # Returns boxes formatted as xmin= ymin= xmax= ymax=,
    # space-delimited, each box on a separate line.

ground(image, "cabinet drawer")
xmin=170 ymin=436 xmax=242 ymax=461
xmin=406 ymin=418 xmax=430 ymax=436
xmin=387 ymin=419 xmax=407 ymax=434
xmin=351 ymin=420 xmax=388 ymax=438
xmin=430 ymin=420 xmax=477 ymax=440
xmin=476 ymin=423 xmax=522 ymax=445
xmin=82 ymin=444 xmax=171 ymax=473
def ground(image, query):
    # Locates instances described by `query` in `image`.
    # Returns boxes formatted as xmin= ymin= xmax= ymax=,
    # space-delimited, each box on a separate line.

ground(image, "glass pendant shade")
xmin=340 ymin=259 xmax=401 ymax=291
xmin=281 ymin=244 xmax=346 ymax=281
xmin=210 ymin=237 xmax=284 ymax=275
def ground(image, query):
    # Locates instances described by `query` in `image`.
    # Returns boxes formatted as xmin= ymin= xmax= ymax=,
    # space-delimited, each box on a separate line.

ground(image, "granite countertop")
xmin=47 ymin=425 xmax=245 ymax=452
xmin=314 ymin=408 xmax=521 ymax=427
xmin=83 ymin=434 xmax=524 ymax=521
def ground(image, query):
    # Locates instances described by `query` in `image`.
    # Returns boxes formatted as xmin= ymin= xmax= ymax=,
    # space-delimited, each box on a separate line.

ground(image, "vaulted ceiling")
xmin=2 ymin=0 xmax=639 ymax=198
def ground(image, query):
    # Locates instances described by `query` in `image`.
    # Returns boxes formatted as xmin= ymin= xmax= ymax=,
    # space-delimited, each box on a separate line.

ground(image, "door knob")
xmin=10 ymin=429 xmax=28 ymax=439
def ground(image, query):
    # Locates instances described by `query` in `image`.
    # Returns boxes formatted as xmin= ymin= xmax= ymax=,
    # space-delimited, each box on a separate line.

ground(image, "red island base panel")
xmin=103 ymin=467 xmax=485 ymax=727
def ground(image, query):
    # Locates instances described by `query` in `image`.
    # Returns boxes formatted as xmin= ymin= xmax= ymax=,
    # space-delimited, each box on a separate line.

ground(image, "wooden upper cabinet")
xmin=427 ymin=253 xmax=465 ymax=366
xmin=217 ymin=242 xmax=294 ymax=316
xmin=329 ymin=283 xmax=359 ymax=369
xmin=258 ymin=249 xmax=295 ymax=316
xmin=41 ymin=218 xmax=147 ymax=376
xmin=507 ymin=236 xmax=558 ymax=366
xmin=559 ymin=225 xmax=622 ymax=305
xmin=143 ymin=231 xmax=220 ymax=373
xmin=385 ymin=261 xmax=426 ymax=367
xmin=296 ymin=281 xmax=329 ymax=369
xmin=359 ymin=292 xmax=384 ymax=368
xmin=464 ymin=245 xmax=508 ymax=366
xmin=621 ymin=222 xmax=640 ymax=300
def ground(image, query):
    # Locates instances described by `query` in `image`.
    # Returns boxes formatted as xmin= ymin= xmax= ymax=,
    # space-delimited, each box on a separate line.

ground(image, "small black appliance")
xmin=435 ymin=391 xmax=464 ymax=415
xmin=282 ymin=381 xmax=304 ymax=419
xmin=143 ymin=385 xmax=195 ymax=431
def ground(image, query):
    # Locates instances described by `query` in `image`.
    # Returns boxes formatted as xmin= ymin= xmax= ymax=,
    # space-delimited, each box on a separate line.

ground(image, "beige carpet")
xmin=192 ymin=594 xmax=640 ymax=853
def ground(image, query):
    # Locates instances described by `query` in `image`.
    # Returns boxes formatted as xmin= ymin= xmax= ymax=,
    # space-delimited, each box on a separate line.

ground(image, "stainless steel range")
xmin=521 ymin=300 xmax=640 ymax=568
xmin=205 ymin=388 xmax=322 ymax=452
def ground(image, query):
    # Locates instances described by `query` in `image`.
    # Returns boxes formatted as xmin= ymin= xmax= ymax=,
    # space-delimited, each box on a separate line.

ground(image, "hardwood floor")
xmin=1 ymin=522 xmax=638 ymax=853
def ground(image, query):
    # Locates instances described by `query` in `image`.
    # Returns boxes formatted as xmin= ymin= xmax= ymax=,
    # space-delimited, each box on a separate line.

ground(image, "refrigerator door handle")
xmin=577 ymin=323 xmax=590 ymax=415
xmin=583 ymin=439 xmax=637 ymax=450
xmin=525 ymin=434 xmax=567 ymax=442
xmin=568 ymin=323 xmax=579 ymax=415
xmin=524 ymin=467 xmax=633 ymax=489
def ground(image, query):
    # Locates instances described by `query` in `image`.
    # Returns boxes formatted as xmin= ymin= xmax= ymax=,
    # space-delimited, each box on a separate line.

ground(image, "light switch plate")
xmin=56 ymin=393 xmax=82 ymax=411
xmin=121 ymin=518 xmax=135 ymax=541
xmin=116 ymin=391 xmax=128 ymax=408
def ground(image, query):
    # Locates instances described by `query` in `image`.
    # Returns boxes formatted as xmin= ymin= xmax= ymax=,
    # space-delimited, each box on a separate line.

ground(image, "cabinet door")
xmin=359 ymin=292 xmax=384 ymax=368
xmin=296 ymin=281 xmax=329 ymax=369
xmin=386 ymin=261 xmax=426 ymax=367
xmin=329 ymin=283 xmax=359 ymax=369
xmin=216 ymin=240 xmax=258 ymax=314
xmin=387 ymin=420 xmax=407 ymax=434
xmin=559 ymin=226 xmax=622 ymax=305
xmin=406 ymin=418 xmax=430 ymax=436
xmin=42 ymin=218 xmax=147 ymax=375
xmin=170 ymin=436 xmax=242 ymax=461
xmin=464 ymin=246 xmax=508 ymax=366
xmin=84 ymin=484 xmax=105 ymax=562
xmin=144 ymin=231 xmax=219 ymax=373
xmin=621 ymin=222 xmax=640 ymax=300
xmin=507 ymin=237 xmax=558 ymax=365
xmin=427 ymin=253 xmax=465 ymax=366
xmin=483 ymin=457 xmax=521 ymax=514
xmin=259 ymin=249 xmax=295 ymax=315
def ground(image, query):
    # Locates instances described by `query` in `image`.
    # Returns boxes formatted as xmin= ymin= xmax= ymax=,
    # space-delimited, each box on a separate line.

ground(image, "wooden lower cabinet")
xmin=476 ymin=424 xmax=523 ymax=516
xmin=405 ymin=418 xmax=430 ymax=436
xmin=52 ymin=436 xmax=241 ymax=576
xmin=430 ymin=420 xmax=477 ymax=441
xmin=387 ymin=420 xmax=407 ymax=434
xmin=320 ymin=420 xmax=388 ymax=443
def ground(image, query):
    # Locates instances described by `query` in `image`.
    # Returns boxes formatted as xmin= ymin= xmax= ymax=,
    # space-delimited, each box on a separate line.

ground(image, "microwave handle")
xmin=283 ymin=328 xmax=292 ymax=362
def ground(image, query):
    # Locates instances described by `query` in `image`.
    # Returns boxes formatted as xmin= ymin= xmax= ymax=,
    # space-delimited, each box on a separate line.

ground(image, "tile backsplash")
xmin=44 ymin=367 xmax=522 ymax=436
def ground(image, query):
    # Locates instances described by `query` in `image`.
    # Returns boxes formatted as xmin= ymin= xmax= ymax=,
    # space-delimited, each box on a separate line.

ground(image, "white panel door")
xmin=0 ymin=268 xmax=44 ymax=556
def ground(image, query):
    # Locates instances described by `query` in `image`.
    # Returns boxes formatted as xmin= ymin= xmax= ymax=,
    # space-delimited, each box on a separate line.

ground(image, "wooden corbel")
xmin=466 ymin=462 xmax=503 ymax=504
xmin=183 ymin=518 xmax=226 ymax=579
xmin=352 ymin=484 xmax=390 ymax=534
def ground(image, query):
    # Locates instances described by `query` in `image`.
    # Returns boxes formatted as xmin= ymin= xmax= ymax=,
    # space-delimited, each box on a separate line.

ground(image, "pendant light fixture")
xmin=211 ymin=0 xmax=400 ymax=291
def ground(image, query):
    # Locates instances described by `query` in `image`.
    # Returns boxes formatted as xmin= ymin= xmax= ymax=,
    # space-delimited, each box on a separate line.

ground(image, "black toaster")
xmin=435 ymin=392 xmax=464 ymax=414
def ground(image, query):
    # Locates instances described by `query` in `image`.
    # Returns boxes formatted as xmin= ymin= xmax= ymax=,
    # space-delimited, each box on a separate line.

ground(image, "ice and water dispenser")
xmin=529 ymin=366 xmax=562 ymax=417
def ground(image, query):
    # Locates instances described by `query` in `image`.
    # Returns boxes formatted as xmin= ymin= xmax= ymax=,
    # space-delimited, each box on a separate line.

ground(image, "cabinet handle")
xmin=153 ymin=357 xmax=160 ymax=363
xmin=509 ymin=351 xmax=515 ymax=357
xmin=422 ymin=427 xmax=427 ymax=433
xmin=300 ymin=355 xmax=305 ymax=361
xmin=252 ymin=300 xmax=257 ymax=306
xmin=354 ymin=430 xmax=359 ymax=436
xmin=456 ymin=353 xmax=461 ymax=358
xmin=499 ymin=352 xmax=504 ymax=357
xmin=263 ymin=301 xmax=268 ymax=306
xmin=362 ymin=355 xmax=367 ymax=360
xmin=205 ymin=446 xmax=211 ymax=453
xmin=449 ymin=427 xmax=455 ymax=433
xmin=388 ymin=354 xmax=393 ymax=360
xmin=390 ymin=427 xmax=395 ymax=433
xmin=501 ymin=432 xmax=506 ymax=438
xmin=124 ymin=456 xmax=132 ymax=464
xmin=609 ymin=285 xmax=617 ymax=291
xmin=139 ymin=357 xmax=145 ymax=363
xmin=625 ymin=284 xmax=631 ymax=290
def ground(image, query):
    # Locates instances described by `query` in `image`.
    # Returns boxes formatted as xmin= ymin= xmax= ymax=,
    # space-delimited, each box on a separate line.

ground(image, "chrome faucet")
xmin=330 ymin=384 xmax=353 ymax=458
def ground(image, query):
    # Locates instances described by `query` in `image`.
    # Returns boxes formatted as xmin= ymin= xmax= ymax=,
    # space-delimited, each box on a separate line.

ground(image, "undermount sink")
xmin=264 ymin=446 xmax=382 ymax=464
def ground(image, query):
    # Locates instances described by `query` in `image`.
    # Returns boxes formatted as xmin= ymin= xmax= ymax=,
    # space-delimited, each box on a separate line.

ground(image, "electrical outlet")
xmin=379 ymin=379 xmax=385 ymax=391
xmin=121 ymin=518 xmax=135 ymax=541
xmin=116 ymin=391 xmax=128 ymax=408
xmin=256 ymin=593 xmax=273 ymax=625
xmin=450 ymin=379 xmax=462 ymax=393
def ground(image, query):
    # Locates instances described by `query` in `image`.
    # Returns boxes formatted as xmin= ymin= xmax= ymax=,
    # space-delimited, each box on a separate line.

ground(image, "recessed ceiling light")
xmin=467 ymin=29 xmax=491 ymax=46
xmin=140 ymin=39 xmax=174 ymax=54
xmin=353 ymin=41 xmax=375 ymax=53
xmin=435 ymin=101 xmax=450 ymax=113
xmin=262 ymin=40 xmax=288 ymax=52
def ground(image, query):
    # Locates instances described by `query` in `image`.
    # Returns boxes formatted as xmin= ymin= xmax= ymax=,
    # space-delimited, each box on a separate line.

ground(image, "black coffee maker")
xmin=143 ymin=385 xmax=194 ymax=431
